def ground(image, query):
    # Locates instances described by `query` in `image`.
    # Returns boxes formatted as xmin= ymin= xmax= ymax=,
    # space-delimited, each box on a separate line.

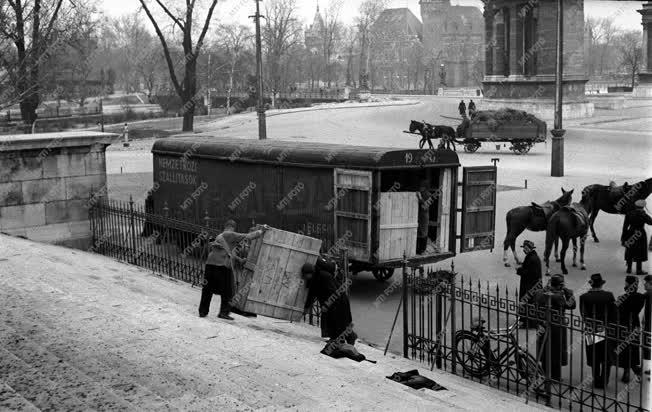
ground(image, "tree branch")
xmin=193 ymin=0 xmax=218 ymax=57
xmin=139 ymin=0 xmax=182 ymax=96
xmin=153 ymin=0 xmax=185 ymax=31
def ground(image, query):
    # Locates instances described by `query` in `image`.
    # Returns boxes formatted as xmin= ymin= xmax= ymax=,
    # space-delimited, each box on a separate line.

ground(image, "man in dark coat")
xmin=468 ymin=100 xmax=477 ymax=118
xmin=458 ymin=100 xmax=467 ymax=117
xmin=580 ymin=273 xmax=617 ymax=389
xmin=622 ymin=199 xmax=652 ymax=275
xmin=517 ymin=240 xmax=543 ymax=328
xmin=616 ymin=275 xmax=646 ymax=382
xmin=302 ymin=258 xmax=356 ymax=346
xmin=534 ymin=274 xmax=576 ymax=381
xmin=198 ymin=220 xmax=267 ymax=320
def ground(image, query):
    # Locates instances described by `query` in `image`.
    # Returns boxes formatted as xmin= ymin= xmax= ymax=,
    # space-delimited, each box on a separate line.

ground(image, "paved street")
xmin=106 ymin=96 xmax=652 ymax=354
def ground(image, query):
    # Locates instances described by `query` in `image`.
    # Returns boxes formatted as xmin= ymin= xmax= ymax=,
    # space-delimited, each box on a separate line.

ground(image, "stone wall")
xmin=0 ymin=131 xmax=116 ymax=249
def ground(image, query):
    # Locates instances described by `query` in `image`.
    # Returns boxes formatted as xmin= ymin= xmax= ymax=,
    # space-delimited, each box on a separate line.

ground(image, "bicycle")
xmin=453 ymin=317 xmax=545 ymax=390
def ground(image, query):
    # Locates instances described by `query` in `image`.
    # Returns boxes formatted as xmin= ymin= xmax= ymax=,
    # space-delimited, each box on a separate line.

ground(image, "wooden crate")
xmin=377 ymin=192 xmax=418 ymax=261
xmin=469 ymin=123 xmax=541 ymax=141
xmin=234 ymin=228 xmax=322 ymax=321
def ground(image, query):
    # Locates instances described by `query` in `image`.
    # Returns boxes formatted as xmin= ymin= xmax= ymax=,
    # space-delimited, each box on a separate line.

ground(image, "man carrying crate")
xmin=198 ymin=220 xmax=268 ymax=320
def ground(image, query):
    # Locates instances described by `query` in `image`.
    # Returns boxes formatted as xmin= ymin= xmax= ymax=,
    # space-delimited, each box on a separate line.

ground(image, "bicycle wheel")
xmin=516 ymin=350 xmax=545 ymax=389
xmin=453 ymin=330 xmax=491 ymax=378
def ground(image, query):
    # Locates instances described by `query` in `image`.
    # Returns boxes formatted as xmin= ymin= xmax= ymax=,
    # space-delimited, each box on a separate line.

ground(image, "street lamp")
xmin=551 ymin=0 xmax=565 ymax=176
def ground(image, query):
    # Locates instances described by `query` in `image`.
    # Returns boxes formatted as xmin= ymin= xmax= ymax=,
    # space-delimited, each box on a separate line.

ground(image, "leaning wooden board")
xmin=234 ymin=228 xmax=322 ymax=321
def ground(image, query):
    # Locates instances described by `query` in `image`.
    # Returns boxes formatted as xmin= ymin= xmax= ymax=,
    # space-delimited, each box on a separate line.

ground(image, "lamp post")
xmin=550 ymin=0 xmax=565 ymax=177
xmin=250 ymin=0 xmax=267 ymax=140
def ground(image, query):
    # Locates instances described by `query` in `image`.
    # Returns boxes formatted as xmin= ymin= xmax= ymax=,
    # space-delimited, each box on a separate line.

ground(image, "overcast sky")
xmin=101 ymin=1 xmax=646 ymax=31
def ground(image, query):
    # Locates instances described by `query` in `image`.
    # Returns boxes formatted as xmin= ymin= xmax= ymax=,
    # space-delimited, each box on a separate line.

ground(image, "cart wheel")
xmin=372 ymin=268 xmax=395 ymax=282
xmin=464 ymin=142 xmax=480 ymax=153
xmin=511 ymin=141 xmax=532 ymax=155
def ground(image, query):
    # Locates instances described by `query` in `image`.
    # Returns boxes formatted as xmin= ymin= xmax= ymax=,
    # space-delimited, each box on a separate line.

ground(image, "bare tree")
xmin=341 ymin=25 xmax=358 ymax=87
xmin=218 ymin=24 xmax=252 ymax=114
xmin=137 ymin=41 xmax=166 ymax=100
xmin=618 ymin=30 xmax=642 ymax=89
xmin=138 ymin=0 xmax=219 ymax=132
xmin=0 ymin=0 xmax=68 ymax=124
xmin=263 ymin=0 xmax=302 ymax=94
xmin=320 ymin=0 xmax=343 ymax=88
xmin=355 ymin=0 xmax=387 ymax=87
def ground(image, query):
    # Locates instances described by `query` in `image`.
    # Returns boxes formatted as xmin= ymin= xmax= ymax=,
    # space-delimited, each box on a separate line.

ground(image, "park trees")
xmin=0 ymin=0 xmax=69 ymax=123
xmin=263 ymin=0 xmax=302 ymax=94
xmin=138 ymin=0 xmax=219 ymax=132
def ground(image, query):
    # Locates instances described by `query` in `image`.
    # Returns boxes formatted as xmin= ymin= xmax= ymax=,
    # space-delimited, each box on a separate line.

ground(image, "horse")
xmin=502 ymin=188 xmax=573 ymax=267
xmin=581 ymin=178 xmax=652 ymax=242
xmin=409 ymin=121 xmax=458 ymax=151
xmin=543 ymin=197 xmax=592 ymax=275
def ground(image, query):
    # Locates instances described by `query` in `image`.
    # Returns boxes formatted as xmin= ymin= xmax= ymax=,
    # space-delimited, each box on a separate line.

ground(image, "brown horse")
xmin=582 ymin=178 xmax=652 ymax=242
xmin=544 ymin=197 xmax=592 ymax=275
xmin=502 ymin=188 xmax=573 ymax=267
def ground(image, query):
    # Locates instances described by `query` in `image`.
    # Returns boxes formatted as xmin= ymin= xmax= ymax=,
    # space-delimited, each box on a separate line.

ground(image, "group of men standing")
xmin=458 ymin=99 xmax=476 ymax=118
xmin=516 ymin=236 xmax=652 ymax=389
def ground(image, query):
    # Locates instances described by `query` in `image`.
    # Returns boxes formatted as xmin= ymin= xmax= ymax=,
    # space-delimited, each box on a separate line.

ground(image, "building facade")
xmin=370 ymin=8 xmax=423 ymax=90
xmin=482 ymin=0 xmax=593 ymax=119
xmin=420 ymin=0 xmax=485 ymax=89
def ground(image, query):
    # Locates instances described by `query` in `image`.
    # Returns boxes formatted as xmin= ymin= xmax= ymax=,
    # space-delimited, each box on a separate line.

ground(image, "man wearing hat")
xmin=533 ymin=274 xmax=576 ymax=382
xmin=198 ymin=220 xmax=268 ymax=320
xmin=516 ymin=240 xmax=543 ymax=328
xmin=621 ymin=199 xmax=652 ymax=275
xmin=579 ymin=274 xmax=617 ymax=388
xmin=616 ymin=276 xmax=646 ymax=382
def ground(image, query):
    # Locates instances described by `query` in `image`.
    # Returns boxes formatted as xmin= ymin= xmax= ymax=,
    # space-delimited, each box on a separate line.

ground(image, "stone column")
xmin=508 ymin=4 xmax=519 ymax=76
xmin=484 ymin=7 xmax=495 ymax=76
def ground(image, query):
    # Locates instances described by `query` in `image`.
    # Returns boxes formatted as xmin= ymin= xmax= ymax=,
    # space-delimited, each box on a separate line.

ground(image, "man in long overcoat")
xmin=622 ymin=199 xmax=652 ymax=275
xmin=534 ymin=274 xmax=576 ymax=381
xmin=458 ymin=100 xmax=467 ymax=117
xmin=517 ymin=240 xmax=543 ymax=328
xmin=302 ymin=258 xmax=356 ymax=346
xmin=580 ymin=273 xmax=617 ymax=389
xmin=616 ymin=275 xmax=646 ymax=382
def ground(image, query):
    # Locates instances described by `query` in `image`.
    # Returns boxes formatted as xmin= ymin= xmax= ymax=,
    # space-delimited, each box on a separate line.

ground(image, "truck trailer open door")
xmin=333 ymin=169 xmax=373 ymax=261
xmin=460 ymin=166 xmax=497 ymax=253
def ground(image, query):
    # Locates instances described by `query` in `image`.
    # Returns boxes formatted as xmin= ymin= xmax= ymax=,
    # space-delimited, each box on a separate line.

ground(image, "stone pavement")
xmin=0 ymin=234 xmax=552 ymax=411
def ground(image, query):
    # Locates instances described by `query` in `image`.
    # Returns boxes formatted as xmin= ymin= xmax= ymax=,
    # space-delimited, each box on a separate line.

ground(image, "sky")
xmin=101 ymin=0 xmax=646 ymax=31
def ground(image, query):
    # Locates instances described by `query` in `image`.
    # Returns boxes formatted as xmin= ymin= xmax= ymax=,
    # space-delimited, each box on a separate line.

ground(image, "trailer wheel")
xmin=511 ymin=141 xmax=533 ymax=155
xmin=464 ymin=142 xmax=480 ymax=153
xmin=372 ymin=268 xmax=395 ymax=282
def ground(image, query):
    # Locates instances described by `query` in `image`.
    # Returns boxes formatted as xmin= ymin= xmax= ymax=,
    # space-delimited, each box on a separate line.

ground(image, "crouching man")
xmin=198 ymin=220 xmax=268 ymax=320
xmin=301 ymin=257 xmax=357 ymax=348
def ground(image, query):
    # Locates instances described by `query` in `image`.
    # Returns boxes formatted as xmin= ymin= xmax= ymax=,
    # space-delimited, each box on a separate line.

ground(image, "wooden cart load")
xmin=456 ymin=108 xmax=547 ymax=154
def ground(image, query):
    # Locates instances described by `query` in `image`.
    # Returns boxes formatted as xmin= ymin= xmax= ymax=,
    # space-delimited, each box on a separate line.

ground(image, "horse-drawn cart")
xmin=456 ymin=109 xmax=547 ymax=155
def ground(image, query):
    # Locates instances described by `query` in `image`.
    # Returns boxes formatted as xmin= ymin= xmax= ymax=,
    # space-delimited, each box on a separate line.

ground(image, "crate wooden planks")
xmin=237 ymin=228 xmax=322 ymax=321
xmin=469 ymin=123 xmax=543 ymax=141
xmin=378 ymin=192 xmax=418 ymax=261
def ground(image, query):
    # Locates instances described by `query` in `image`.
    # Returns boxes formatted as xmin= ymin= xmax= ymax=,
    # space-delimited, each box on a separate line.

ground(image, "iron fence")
xmin=88 ymin=196 xmax=331 ymax=324
xmin=403 ymin=267 xmax=651 ymax=411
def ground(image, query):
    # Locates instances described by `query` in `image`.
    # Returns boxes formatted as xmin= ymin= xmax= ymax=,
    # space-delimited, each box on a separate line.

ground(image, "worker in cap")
xmin=198 ymin=220 xmax=268 ymax=320
xmin=579 ymin=274 xmax=617 ymax=388
xmin=516 ymin=239 xmax=542 ymax=328
xmin=621 ymin=199 xmax=651 ymax=275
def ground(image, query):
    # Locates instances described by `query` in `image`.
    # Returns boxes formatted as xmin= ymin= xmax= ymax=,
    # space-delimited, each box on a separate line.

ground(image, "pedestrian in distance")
xmin=517 ymin=240 xmax=543 ymax=328
xmin=468 ymin=99 xmax=477 ymax=118
xmin=579 ymin=273 xmax=617 ymax=389
xmin=458 ymin=100 xmax=467 ymax=118
xmin=533 ymin=274 xmax=576 ymax=382
xmin=615 ymin=275 xmax=646 ymax=383
xmin=621 ymin=199 xmax=652 ymax=275
xmin=198 ymin=220 xmax=268 ymax=320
